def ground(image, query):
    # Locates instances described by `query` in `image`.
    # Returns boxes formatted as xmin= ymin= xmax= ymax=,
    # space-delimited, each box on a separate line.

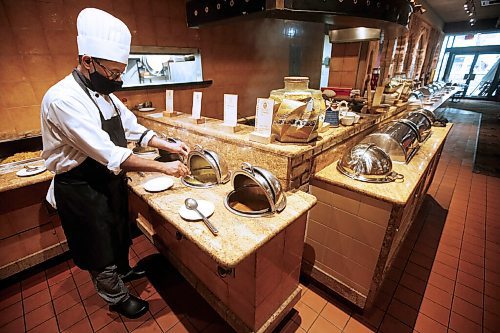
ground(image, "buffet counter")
xmin=0 ymin=167 xmax=66 ymax=280
xmin=127 ymin=173 xmax=316 ymax=333
xmin=0 ymin=86 xmax=459 ymax=320
xmin=134 ymin=103 xmax=408 ymax=191
xmin=315 ymin=124 xmax=453 ymax=205
xmin=303 ymin=124 xmax=454 ymax=308
xmin=0 ymin=167 xmax=52 ymax=193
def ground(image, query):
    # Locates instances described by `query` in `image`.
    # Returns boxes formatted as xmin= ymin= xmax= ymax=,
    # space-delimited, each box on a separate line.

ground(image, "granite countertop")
xmin=128 ymin=173 xmax=317 ymax=268
xmin=134 ymin=104 xmax=409 ymax=158
xmin=0 ymin=160 xmax=52 ymax=193
xmin=135 ymin=88 xmax=459 ymax=160
xmin=314 ymin=124 xmax=453 ymax=206
xmin=420 ymin=88 xmax=458 ymax=112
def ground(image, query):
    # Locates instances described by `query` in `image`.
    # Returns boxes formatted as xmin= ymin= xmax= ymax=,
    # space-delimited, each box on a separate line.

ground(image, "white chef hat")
xmin=77 ymin=8 xmax=131 ymax=64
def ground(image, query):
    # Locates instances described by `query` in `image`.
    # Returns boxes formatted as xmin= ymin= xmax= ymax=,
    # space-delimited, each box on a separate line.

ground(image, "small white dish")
xmin=178 ymin=200 xmax=215 ymax=221
xmin=142 ymin=176 xmax=174 ymax=192
xmin=16 ymin=166 xmax=47 ymax=177
xmin=343 ymin=112 xmax=361 ymax=123
xmin=340 ymin=116 xmax=355 ymax=126
xmin=138 ymin=107 xmax=156 ymax=112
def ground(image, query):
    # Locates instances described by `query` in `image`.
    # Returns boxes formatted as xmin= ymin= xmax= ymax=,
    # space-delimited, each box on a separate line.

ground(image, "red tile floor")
xmin=1 ymin=107 xmax=499 ymax=333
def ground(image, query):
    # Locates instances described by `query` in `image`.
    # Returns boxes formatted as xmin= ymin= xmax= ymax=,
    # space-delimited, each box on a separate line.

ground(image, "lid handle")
xmin=241 ymin=162 xmax=255 ymax=175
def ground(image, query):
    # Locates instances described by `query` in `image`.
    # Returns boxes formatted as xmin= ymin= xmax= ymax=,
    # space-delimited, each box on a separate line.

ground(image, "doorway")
xmin=443 ymin=50 xmax=500 ymax=100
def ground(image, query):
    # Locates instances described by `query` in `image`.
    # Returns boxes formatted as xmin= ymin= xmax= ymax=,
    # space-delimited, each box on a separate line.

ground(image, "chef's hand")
xmin=162 ymin=161 xmax=190 ymax=178
xmin=164 ymin=140 xmax=190 ymax=159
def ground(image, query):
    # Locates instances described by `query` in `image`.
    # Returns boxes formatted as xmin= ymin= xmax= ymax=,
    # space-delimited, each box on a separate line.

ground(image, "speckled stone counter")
xmin=128 ymin=172 xmax=316 ymax=333
xmin=314 ymin=124 xmax=453 ymax=206
xmin=0 ymin=160 xmax=52 ymax=193
xmin=134 ymin=103 xmax=409 ymax=191
xmin=128 ymin=172 xmax=316 ymax=267
xmin=303 ymin=124 xmax=453 ymax=309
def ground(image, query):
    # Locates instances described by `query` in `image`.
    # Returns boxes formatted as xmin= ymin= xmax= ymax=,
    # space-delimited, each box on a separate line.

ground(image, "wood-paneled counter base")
xmin=128 ymin=176 xmax=316 ymax=333
xmin=303 ymin=124 xmax=453 ymax=309
xmin=0 ymin=178 xmax=67 ymax=280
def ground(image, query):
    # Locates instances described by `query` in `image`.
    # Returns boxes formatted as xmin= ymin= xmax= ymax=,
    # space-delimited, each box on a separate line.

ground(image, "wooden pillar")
xmin=379 ymin=38 xmax=398 ymax=84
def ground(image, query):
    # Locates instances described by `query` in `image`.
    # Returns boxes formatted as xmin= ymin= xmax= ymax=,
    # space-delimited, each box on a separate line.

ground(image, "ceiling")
xmin=424 ymin=0 xmax=500 ymax=23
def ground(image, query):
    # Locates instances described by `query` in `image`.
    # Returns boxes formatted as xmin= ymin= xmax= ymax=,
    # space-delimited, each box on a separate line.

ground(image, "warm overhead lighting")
xmin=463 ymin=0 xmax=477 ymax=26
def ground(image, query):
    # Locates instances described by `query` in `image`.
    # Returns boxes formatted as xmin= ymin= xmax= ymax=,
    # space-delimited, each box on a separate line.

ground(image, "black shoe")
xmin=110 ymin=295 xmax=149 ymax=319
xmin=120 ymin=265 xmax=147 ymax=283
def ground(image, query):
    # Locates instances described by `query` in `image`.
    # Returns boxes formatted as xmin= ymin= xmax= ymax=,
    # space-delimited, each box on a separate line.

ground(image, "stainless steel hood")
xmin=186 ymin=0 xmax=413 ymax=37
xmin=329 ymin=27 xmax=382 ymax=43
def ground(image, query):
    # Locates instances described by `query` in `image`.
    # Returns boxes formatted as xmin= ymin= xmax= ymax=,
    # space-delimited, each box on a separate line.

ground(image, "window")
xmin=448 ymin=32 xmax=500 ymax=48
xmin=122 ymin=46 xmax=204 ymax=88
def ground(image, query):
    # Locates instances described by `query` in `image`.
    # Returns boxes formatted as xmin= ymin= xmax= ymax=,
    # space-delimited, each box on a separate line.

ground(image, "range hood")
xmin=186 ymin=0 xmax=413 ymax=37
xmin=329 ymin=27 xmax=382 ymax=43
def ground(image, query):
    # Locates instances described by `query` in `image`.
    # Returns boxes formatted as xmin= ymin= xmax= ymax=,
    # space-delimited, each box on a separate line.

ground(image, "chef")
xmin=40 ymin=8 xmax=190 ymax=319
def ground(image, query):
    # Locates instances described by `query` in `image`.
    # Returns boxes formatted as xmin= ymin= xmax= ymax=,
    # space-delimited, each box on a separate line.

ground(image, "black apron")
xmin=54 ymin=70 xmax=130 ymax=271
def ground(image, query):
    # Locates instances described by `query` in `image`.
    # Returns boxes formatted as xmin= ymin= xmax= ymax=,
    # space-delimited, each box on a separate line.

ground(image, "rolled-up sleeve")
xmin=112 ymin=96 xmax=157 ymax=147
xmin=47 ymin=98 xmax=132 ymax=175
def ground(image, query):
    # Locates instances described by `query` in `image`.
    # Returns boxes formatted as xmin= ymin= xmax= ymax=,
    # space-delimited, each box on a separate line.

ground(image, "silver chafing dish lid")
xmin=337 ymin=143 xmax=404 ymax=183
xmin=182 ymin=144 xmax=230 ymax=188
xmin=224 ymin=162 xmax=286 ymax=217
xmin=361 ymin=120 xmax=420 ymax=164
xmin=404 ymin=111 xmax=432 ymax=142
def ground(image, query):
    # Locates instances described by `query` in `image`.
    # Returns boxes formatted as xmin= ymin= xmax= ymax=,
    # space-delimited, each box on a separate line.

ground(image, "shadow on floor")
xmin=444 ymin=99 xmax=500 ymax=177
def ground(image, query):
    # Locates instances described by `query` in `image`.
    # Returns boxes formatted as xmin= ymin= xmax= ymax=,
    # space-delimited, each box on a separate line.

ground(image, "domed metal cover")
xmin=224 ymin=162 xmax=286 ymax=217
xmin=405 ymin=111 xmax=432 ymax=142
xmin=337 ymin=143 xmax=404 ymax=183
xmin=181 ymin=145 xmax=230 ymax=188
xmin=361 ymin=120 xmax=420 ymax=163
xmin=411 ymin=108 xmax=436 ymax=124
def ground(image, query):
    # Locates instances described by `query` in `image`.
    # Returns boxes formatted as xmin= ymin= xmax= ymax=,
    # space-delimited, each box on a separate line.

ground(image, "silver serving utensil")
xmin=184 ymin=198 xmax=218 ymax=236
xmin=24 ymin=165 xmax=42 ymax=171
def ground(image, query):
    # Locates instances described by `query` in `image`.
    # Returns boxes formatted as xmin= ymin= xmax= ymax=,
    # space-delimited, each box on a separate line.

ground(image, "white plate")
xmin=16 ymin=166 xmax=47 ymax=177
xmin=138 ymin=107 xmax=156 ymax=112
xmin=142 ymin=176 xmax=174 ymax=192
xmin=178 ymin=200 xmax=215 ymax=221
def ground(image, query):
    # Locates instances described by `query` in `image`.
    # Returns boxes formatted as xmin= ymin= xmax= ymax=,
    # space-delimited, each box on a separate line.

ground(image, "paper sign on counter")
xmin=192 ymin=92 xmax=202 ymax=119
xmin=372 ymin=87 xmax=385 ymax=107
xmin=223 ymin=94 xmax=238 ymax=127
xmin=165 ymin=90 xmax=174 ymax=113
xmin=254 ymin=98 xmax=274 ymax=137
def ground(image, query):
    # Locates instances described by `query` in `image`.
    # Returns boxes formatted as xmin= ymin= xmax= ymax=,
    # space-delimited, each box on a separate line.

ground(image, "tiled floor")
xmin=1 ymin=106 xmax=499 ymax=333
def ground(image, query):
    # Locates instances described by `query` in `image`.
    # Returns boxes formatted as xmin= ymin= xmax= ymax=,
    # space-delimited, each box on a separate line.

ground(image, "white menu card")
xmin=223 ymin=94 xmax=238 ymax=127
xmin=192 ymin=91 xmax=202 ymax=119
xmin=254 ymin=98 xmax=274 ymax=137
xmin=165 ymin=90 xmax=174 ymax=113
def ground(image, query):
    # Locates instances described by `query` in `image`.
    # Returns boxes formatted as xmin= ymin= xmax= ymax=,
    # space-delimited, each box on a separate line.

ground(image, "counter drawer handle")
xmin=217 ymin=266 xmax=233 ymax=278
xmin=175 ymin=231 xmax=184 ymax=240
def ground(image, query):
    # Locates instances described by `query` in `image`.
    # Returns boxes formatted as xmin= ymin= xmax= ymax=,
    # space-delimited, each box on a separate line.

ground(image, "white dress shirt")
xmin=41 ymin=73 xmax=156 ymax=208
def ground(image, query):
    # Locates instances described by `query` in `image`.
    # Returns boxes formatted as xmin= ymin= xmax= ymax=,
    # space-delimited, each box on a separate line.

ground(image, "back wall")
xmin=0 ymin=0 xmax=325 ymax=140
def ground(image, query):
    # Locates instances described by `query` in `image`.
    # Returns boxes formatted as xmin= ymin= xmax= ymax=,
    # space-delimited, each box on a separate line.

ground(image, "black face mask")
xmin=88 ymin=69 xmax=123 ymax=95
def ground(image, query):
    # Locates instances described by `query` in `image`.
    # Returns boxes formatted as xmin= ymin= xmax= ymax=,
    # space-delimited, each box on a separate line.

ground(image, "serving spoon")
xmin=184 ymin=198 xmax=218 ymax=236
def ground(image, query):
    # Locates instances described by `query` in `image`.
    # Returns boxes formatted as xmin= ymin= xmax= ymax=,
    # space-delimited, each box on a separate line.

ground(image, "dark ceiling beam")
xmin=444 ymin=18 xmax=499 ymax=34
xmin=418 ymin=0 xmax=445 ymax=30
